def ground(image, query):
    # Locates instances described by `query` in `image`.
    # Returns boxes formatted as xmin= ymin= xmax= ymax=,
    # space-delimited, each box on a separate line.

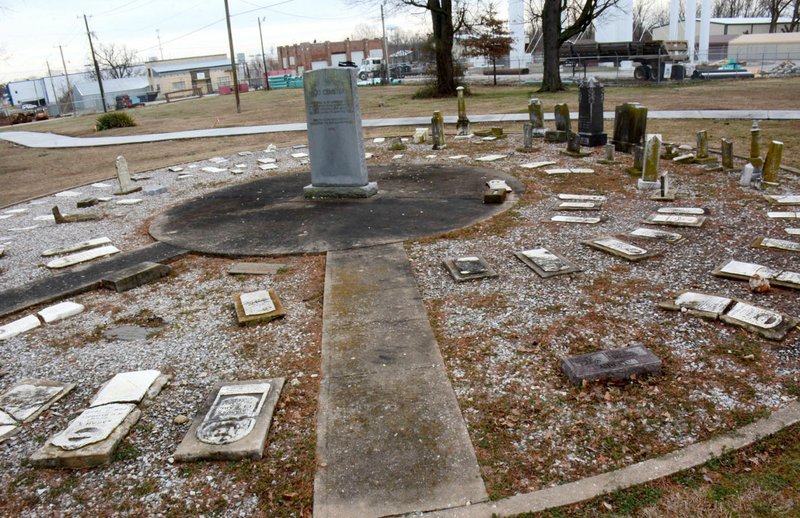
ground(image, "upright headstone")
xmin=611 ymin=102 xmax=648 ymax=153
xmin=721 ymin=138 xmax=734 ymax=170
xmin=599 ymin=143 xmax=616 ymax=164
xmin=522 ymin=123 xmax=533 ymax=149
xmin=739 ymin=163 xmax=754 ymax=187
xmin=694 ymin=130 xmax=714 ymax=163
xmin=628 ymin=144 xmax=644 ymax=176
xmin=565 ymin=131 xmax=588 ymax=156
xmin=114 ymin=156 xmax=142 ymax=195
xmin=431 ymin=110 xmax=446 ymax=150
xmin=302 ymin=68 xmax=377 ymax=198
xmin=763 ymin=140 xmax=784 ymax=185
xmin=638 ymin=134 xmax=661 ymax=189
xmin=750 ymin=120 xmax=761 ymax=163
xmin=546 ymin=103 xmax=570 ymax=142
xmin=455 ymin=86 xmax=470 ymax=136
xmin=528 ymin=98 xmax=545 ymax=136
xmin=577 ymin=77 xmax=607 ymax=146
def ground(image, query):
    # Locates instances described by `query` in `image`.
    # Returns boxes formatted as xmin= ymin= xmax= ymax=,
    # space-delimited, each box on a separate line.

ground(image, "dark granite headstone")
xmin=577 ymin=77 xmax=607 ymax=147
xmin=612 ymin=102 xmax=648 ymax=153
xmin=561 ymin=345 xmax=662 ymax=385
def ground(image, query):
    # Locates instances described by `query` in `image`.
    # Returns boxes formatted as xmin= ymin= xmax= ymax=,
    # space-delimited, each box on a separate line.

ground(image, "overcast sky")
xmin=0 ymin=0 xmax=460 ymax=83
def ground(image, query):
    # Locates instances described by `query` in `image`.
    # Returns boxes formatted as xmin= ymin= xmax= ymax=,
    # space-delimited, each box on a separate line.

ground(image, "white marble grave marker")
xmin=558 ymin=194 xmax=606 ymax=202
xmin=51 ymin=403 xmax=136 ymax=450
xmin=673 ymin=292 xmax=732 ymax=316
xmin=41 ymin=237 xmax=112 ymax=257
xmin=90 ymin=370 xmax=162 ymax=407
xmin=0 ymin=315 xmax=42 ymax=341
xmin=756 ymin=237 xmax=800 ymax=252
xmin=725 ymin=302 xmax=782 ymax=330
xmin=46 ymin=245 xmax=120 ymax=269
xmin=629 ymin=228 xmax=683 ymax=243
xmin=196 ymin=383 xmax=271 ymax=445
xmin=550 ymin=215 xmax=602 ymax=224
xmin=37 ymin=301 xmax=85 ymax=323
xmin=657 ymin=207 xmax=706 ymax=215
xmin=240 ymin=290 xmax=277 ymax=316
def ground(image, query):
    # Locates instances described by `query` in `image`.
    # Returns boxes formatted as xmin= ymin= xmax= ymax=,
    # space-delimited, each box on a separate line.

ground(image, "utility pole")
xmin=83 ymin=14 xmax=107 ymax=112
xmin=380 ymin=3 xmax=389 ymax=85
xmin=58 ymin=45 xmax=73 ymax=112
xmin=45 ymin=60 xmax=59 ymax=114
xmin=156 ymin=29 xmax=164 ymax=60
xmin=258 ymin=17 xmax=271 ymax=91
xmin=223 ymin=0 xmax=241 ymax=113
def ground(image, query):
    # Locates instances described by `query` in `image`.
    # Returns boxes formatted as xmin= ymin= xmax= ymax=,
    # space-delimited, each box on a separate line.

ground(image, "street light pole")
xmin=83 ymin=14 xmax=107 ymax=113
xmin=258 ymin=17 xmax=271 ymax=91
xmin=223 ymin=0 xmax=241 ymax=113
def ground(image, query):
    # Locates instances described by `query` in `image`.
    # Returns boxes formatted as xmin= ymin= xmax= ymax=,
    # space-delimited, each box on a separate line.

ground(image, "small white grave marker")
xmin=656 ymin=207 xmax=706 ymax=215
xmin=90 ymin=370 xmax=162 ymax=407
xmin=240 ymin=290 xmax=276 ymax=316
xmin=55 ymin=191 xmax=81 ymax=198
xmin=558 ymin=194 xmax=606 ymax=202
xmin=45 ymin=245 xmax=120 ymax=269
xmin=550 ymin=215 xmax=602 ymax=224
xmin=201 ymin=167 xmax=227 ymax=173
xmin=0 ymin=315 xmax=41 ymax=341
xmin=50 ymin=403 xmax=136 ymax=450
xmin=37 ymin=302 xmax=85 ymax=323
xmin=520 ymin=161 xmax=556 ymax=169
xmin=475 ymin=154 xmax=507 ymax=162
xmin=42 ymin=237 xmax=112 ymax=257
xmin=767 ymin=212 xmax=800 ymax=219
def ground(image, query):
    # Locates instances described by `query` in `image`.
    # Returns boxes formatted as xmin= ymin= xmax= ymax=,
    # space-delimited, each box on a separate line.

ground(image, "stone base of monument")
xmin=544 ymin=130 xmax=567 ymax=143
xmin=612 ymin=140 xmax=635 ymax=153
xmin=579 ymin=133 xmax=607 ymax=147
xmin=651 ymin=190 xmax=677 ymax=201
xmin=637 ymin=179 xmax=661 ymax=190
xmin=173 ymin=378 xmax=285 ymax=462
xmin=561 ymin=150 xmax=592 ymax=158
xmin=303 ymin=182 xmax=378 ymax=199
xmin=113 ymin=186 xmax=142 ymax=196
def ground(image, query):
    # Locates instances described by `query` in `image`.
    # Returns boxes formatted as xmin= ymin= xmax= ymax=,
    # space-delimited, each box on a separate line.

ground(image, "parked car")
xmin=338 ymin=61 xmax=357 ymax=68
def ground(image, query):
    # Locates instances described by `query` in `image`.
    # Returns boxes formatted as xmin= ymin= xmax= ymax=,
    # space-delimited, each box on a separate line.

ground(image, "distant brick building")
xmin=277 ymin=39 xmax=384 ymax=72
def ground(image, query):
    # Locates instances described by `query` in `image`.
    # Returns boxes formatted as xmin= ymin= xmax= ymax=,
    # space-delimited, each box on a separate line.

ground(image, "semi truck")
xmin=559 ymin=40 xmax=690 ymax=81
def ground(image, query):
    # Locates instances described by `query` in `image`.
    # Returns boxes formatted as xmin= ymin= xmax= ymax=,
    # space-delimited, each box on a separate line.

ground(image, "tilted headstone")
xmin=638 ymin=134 xmax=661 ymax=189
xmin=565 ymin=131 xmax=585 ymax=155
xmin=721 ymin=138 xmax=734 ymax=170
xmin=302 ymin=68 xmax=377 ymax=198
xmin=763 ymin=140 xmax=784 ymax=184
xmin=114 ymin=156 xmax=142 ymax=195
xmin=612 ymin=102 xmax=647 ymax=153
xmin=577 ymin=77 xmax=607 ymax=146
xmin=527 ymin=98 xmax=545 ymax=135
xmin=455 ymin=86 xmax=470 ymax=136
xmin=750 ymin=120 xmax=761 ymax=162
xmin=431 ymin=110 xmax=446 ymax=150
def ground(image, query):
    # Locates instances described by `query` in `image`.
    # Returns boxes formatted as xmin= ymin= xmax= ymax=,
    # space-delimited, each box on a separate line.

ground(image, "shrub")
xmin=95 ymin=111 xmax=136 ymax=131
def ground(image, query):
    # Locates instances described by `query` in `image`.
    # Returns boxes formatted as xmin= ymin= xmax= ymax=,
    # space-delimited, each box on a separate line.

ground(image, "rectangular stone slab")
xmin=767 ymin=212 xmax=800 ymax=219
xmin=557 ymin=194 xmax=607 ymax=202
xmin=720 ymin=300 xmax=799 ymax=341
xmin=101 ymin=261 xmax=171 ymax=293
xmin=713 ymin=259 xmax=800 ymax=290
xmin=233 ymin=289 xmax=286 ymax=325
xmin=656 ymin=207 xmax=709 ymax=215
xmin=37 ymin=301 xmax=85 ymax=323
xmin=583 ymin=236 xmax=658 ymax=262
xmin=520 ymin=161 xmax=556 ymax=169
xmin=561 ymin=345 xmax=662 ymax=386
xmin=643 ymin=213 xmax=706 ymax=228
xmin=475 ymin=154 xmax=507 ymax=162
xmin=0 ymin=378 xmax=75 ymax=423
xmin=46 ymin=245 xmax=121 ymax=269
xmin=549 ymin=215 xmax=604 ymax=224
xmin=173 ymin=378 xmax=285 ymax=462
xmin=752 ymin=236 xmax=800 ymax=252
xmin=764 ymin=194 xmax=800 ymax=205
xmin=442 ymin=256 xmax=498 ymax=282
xmin=0 ymin=315 xmax=41 ymax=341
xmin=658 ymin=291 xmax=733 ymax=319
xmin=30 ymin=405 xmax=141 ymax=468
xmin=628 ymin=228 xmax=684 ymax=243
xmin=90 ymin=370 xmax=166 ymax=407
xmin=227 ymin=262 xmax=285 ymax=275
xmin=556 ymin=201 xmax=601 ymax=211
xmin=514 ymin=247 xmax=582 ymax=278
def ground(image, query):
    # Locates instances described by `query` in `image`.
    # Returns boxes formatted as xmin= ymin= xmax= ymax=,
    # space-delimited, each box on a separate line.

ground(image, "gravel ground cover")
xmin=0 ymin=125 xmax=798 ymax=515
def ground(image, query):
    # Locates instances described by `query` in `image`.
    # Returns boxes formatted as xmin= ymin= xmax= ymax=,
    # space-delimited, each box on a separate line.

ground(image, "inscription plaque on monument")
xmin=660 ymin=291 xmax=732 ymax=318
xmin=197 ymin=383 xmax=271 ymax=445
xmin=303 ymin=68 xmax=377 ymax=198
xmin=561 ymin=345 xmax=662 ymax=385
xmin=234 ymin=289 xmax=286 ymax=325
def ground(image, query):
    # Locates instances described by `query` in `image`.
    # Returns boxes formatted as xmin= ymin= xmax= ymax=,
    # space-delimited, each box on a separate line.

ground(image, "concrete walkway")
xmin=315 ymin=243 xmax=487 ymax=517
xmin=2 ymin=110 xmax=799 ymax=149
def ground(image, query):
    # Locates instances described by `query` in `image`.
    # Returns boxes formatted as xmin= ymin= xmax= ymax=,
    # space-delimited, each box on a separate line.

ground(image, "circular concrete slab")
xmin=149 ymin=164 xmax=525 ymax=256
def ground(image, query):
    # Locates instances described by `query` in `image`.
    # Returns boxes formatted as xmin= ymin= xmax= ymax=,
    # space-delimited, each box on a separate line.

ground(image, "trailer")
xmin=559 ymin=40 xmax=690 ymax=81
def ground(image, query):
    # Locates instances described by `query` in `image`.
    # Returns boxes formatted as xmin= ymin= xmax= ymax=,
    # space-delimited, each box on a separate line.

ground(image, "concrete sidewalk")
xmin=2 ymin=110 xmax=798 ymax=149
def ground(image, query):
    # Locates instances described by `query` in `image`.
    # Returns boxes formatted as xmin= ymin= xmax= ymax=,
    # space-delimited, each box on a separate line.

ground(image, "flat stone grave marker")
xmin=103 ymin=325 xmax=152 ymax=341
xmin=259 ymin=164 xmax=278 ymax=171
xmin=659 ymin=291 xmax=733 ymax=319
xmin=720 ymin=300 xmax=799 ymax=340
xmin=238 ymin=151 xmax=253 ymax=156
xmin=101 ymin=261 xmax=171 ymax=293
xmin=558 ymin=194 xmax=606 ymax=202
xmin=168 ymin=166 xmax=184 ymax=173
xmin=201 ymin=166 xmax=227 ymax=173
xmin=556 ymin=201 xmax=601 ymax=211
xmin=227 ymin=262 xmax=285 ymax=275
xmin=77 ymin=198 xmax=98 ymax=208
xmin=550 ymin=215 xmax=603 ymax=224
xmin=37 ymin=301 xmax=85 ymax=323
xmin=753 ymin=236 xmax=800 ymax=252
xmin=46 ymin=245 xmax=121 ymax=269
xmin=656 ymin=207 xmax=708 ymax=215
xmin=0 ymin=315 xmax=42 ymax=341
xmin=561 ymin=345 xmax=662 ymax=386
xmin=483 ymin=188 xmax=506 ymax=204
xmin=209 ymin=157 xmax=227 ymax=164
xmin=672 ymin=154 xmax=695 ymax=163
xmin=90 ymin=369 xmax=165 ymax=407
xmin=115 ymin=199 xmax=142 ymax=205
xmin=258 ymin=158 xmax=277 ymax=164
xmin=442 ymin=256 xmax=498 ymax=282
xmin=764 ymin=194 xmax=800 ymax=205
xmin=3 ymin=209 xmax=27 ymax=214
xmin=0 ymin=379 xmax=75 ymax=441
xmin=583 ymin=236 xmax=656 ymax=262
xmin=514 ymin=247 xmax=581 ymax=278
xmin=55 ymin=191 xmax=81 ymax=198
xmin=177 ymin=174 xmax=195 ymax=180
xmin=34 ymin=215 xmax=56 ymax=222
xmin=544 ymin=168 xmax=594 ymax=175
xmin=643 ymin=213 xmax=706 ymax=228
xmin=628 ymin=227 xmax=684 ymax=243
xmin=786 ymin=228 xmax=800 ymax=236
xmin=767 ymin=211 xmax=800 ymax=219
xmin=712 ymin=259 xmax=800 ymax=290
xmin=487 ymin=179 xmax=512 ymax=192
xmin=174 ymin=379 xmax=285 ymax=462
xmin=234 ymin=289 xmax=286 ymax=325
xmin=475 ymin=154 xmax=507 ymax=162
xmin=520 ymin=161 xmax=557 ymax=169
xmin=291 ymin=152 xmax=309 ymax=159
xmin=447 ymin=155 xmax=468 ymax=160
xmin=142 ymin=185 xmax=167 ymax=196
xmin=97 ymin=196 xmax=113 ymax=202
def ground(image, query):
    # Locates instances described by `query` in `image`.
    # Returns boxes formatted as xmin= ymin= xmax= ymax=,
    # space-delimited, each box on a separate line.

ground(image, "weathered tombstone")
xmin=52 ymin=206 xmax=101 ymax=224
xmin=234 ymin=289 xmax=286 ymax=325
xmin=601 ymin=143 xmax=616 ymax=163
xmin=750 ymin=120 xmax=761 ymax=162
xmin=694 ymin=130 xmax=715 ymax=163
xmin=0 ymin=379 xmax=75 ymax=442
xmin=114 ymin=156 xmax=142 ymax=195
xmin=173 ymin=379 xmax=285 ymax=462
xmin=661 ymin=142 xmax=679 ymax=160
xmin=431 ymin=110 xmax=446 ymax=150
xmin=721 ymin=138 xmax=734 ymax=170
xmin=643 ymin=213 xmax=706 ymax=227
xmin=763 ymin=140 xmax=784 ymax=185
xmin=659 ymin=291 xmax=734 ymax=318
xmin=549 ymin=215 xmax=603 ymax=224
xmin=564 ymin=131 xmax=589 ymax=156
xmin=628 ymin=144 xmax=644 ymax=175
xmin=514 ymin=247 xmax=582 ymax=278
xmin=302 ymin=68 xmax=377 ymax=198
xmin=413 ymin=127 xmax=428 ymax=144
xmin=37 ymin=301 xmax=85 ymax=323
xmin=41 ymin=236 xmax=112 ymax=257
xmin=719 ymin=300 xmax=799 ymax=340
xmin=45 ymin=245 xmax=120 ymax=269
xmin=0 ymin=315 xmax=42 ymax=341
xmin=442 ymin=256 xmax=498 ymax=282
xmin=638 ymin=134 xmax=661 ymax=189
xmin=583 ymin=236 xmax=656 ymax=261
xmin=527 ymin=98 xmax=545 ymax=136
xmin=628 ymin=227 xmax=683 ymax=243
xmin=546 ymin=103 xmax=570 ymax=142
xmin=455 ymin=86 xmax=470 ymax=136
xmin=227 ymin=262 xmax=285 ymax=275
xmin=522 ymin=123 xmax=533 ymax=149
xmin=739 ymin=163 xmax=754 ymax=186
xmin=561 ymin=346 xmax=662 ymax=385
xmin=101 ymin=261 xmax=171 ymax=293
xmin=753 ymin=236 xmax=800 ymax=252
xmin=612 ymin=102 xmax=648 ymax=153
xmin=577 ymin=77 xmax=607 ymax=146
xmin=750 ymin=157 xmax=764 ymax=189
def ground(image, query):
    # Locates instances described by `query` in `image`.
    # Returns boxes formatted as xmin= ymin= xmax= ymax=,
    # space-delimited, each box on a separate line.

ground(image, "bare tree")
xmin=352 ymin=23 xmax=380 ymax=40
xmin=761 ymin=0 xmax=793 ymax=32
xmin=460 ymin=3 xmax=513 ymax=85
xmin=633 ymin=0 xmax=669 ymax=41
xmin=785 ymin=0 xmax=800 ymax=31
xmin=86 ymin=43 xmax=142 ymax=80
xmin=712 ymin=0 xmax=765 ymax=17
